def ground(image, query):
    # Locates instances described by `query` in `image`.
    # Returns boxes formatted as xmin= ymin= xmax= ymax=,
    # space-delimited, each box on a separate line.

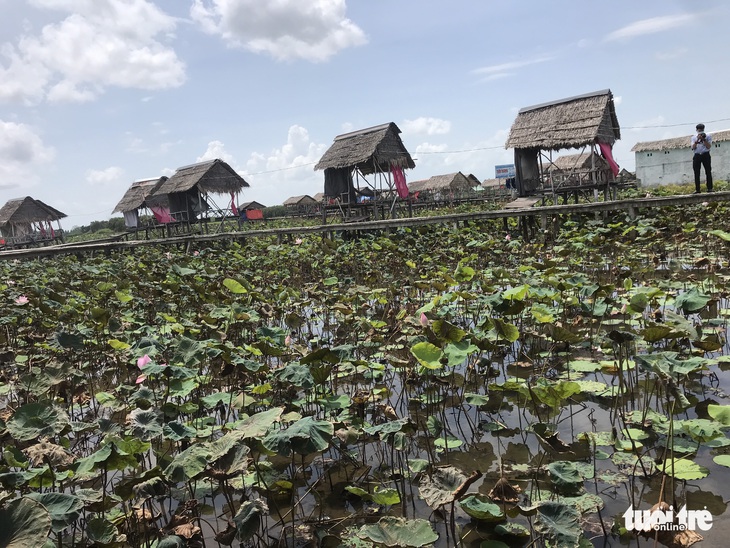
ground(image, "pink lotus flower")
xmin=135 ymin=354 xmax=166 ymax=384
xmin=505 ymin=234 xmax=511 ymax=241
xmin=14 ymin=295 xmax=28 ymax=305
xmin=285 ymin=334 xmax=292 ymax=346
xmin=294 ymin=238 xmax=303 ymax=245
xmin=420 ymin=312 xmax=430 ymax=327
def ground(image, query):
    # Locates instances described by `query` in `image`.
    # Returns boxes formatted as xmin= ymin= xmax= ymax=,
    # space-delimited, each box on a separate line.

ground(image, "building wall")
xmin=635 ymin=141 xmax=730 ymax=186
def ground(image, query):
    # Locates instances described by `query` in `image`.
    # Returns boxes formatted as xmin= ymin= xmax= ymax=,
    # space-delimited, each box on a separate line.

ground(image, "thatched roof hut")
xmin=506 ymin=89 xmax=620 ymax=150
xmin=239 ymin=200 xmax=266 ymax=210
xmin=506 ymin=89 xmax=621 ymax=196
xmin=283 ymin=195 xmax=318 ymax=207
xmin=0 ymin=196 xmax=66 ymax=226
xmin=153 ymin=159 xmax=249 ymax=196
xmin=408 ymin=172 xmax=472 ymax=193
xmin=548 ymin=152 xmax=609 ymax=173
xmin=0 ymin=196 xmax=67 ymax=244
xmin=112 ymin=177 xmax=168 ymax=215
xmin=149 ymin=159 xmax=250 ymax=221
xmin=315 ymin=122 xmax=415 ymax=175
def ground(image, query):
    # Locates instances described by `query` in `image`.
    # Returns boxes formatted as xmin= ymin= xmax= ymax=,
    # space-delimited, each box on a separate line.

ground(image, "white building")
xmin=632 ymin=129 xmax=730 ymax=186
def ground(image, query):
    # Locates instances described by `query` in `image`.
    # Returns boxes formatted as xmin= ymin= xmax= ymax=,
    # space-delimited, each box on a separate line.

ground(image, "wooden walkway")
xmin=1 ymin=191 xmax=727 ymax=260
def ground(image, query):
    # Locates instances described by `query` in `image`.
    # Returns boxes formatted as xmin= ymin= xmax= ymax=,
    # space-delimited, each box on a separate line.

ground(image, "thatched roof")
xmin=239 ymin=200 xmax=266 ymax=210
xmin=631 ymin=129 xmax=730 ymax=152
xmin=505 ymin=89 xmax=620 ymax=151
xmin=0 ymin=196 xmax=67 ymax=225
xmin=283 ymin=195 xmax=318 ymax=206
xmin=312 ymin=192 xmax=326 ymax=202
xmin=152 ymin=159 xmax=249 ymax=196
xmin=112 ymin=176 xmax=168 ymax=214
xmin=481 ymin=178 xmax=501 ymax=189
xmin=408 ymin=172 xmax=471 ymax=192
xmin=315 ymin=122 xmax=415 ymax=175
xmin=548 ymin=152 xmax=609 ymax=172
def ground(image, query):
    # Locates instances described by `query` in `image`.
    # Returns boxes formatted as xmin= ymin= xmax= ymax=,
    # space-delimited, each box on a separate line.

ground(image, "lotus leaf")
xmin=356 ymin=517 xmax=439 ymax=547
xmin=232 ymin=499 xmax=267 ymax=541
xmin=533 ymin=501 xmax=582 ymax=548
xmin=459 ymin=494 xmax=504 ymax=521
xmin=6 ymin=402 xmax=69 ymax=442
xmin=0 ymin=497 xmax=51 ymax=547
xmin=86 ymin=516 xmax=122 ymax=545
xmin=128 ymin=408 xmax=164 ymax=441
xmin=660 ymin=458 xmax=710 ymax=480
xmin=419 ymin=465 xmax=466 ymax=508
xmin=262 ymin=416 xmax=333 ymax=456
xmin=410 ymin=341 xmax=443 ymax=369
xmin=27 ymin=492 xmax=84 ymax=533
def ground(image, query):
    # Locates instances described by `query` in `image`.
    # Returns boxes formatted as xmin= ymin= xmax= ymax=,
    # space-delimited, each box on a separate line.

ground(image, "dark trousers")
xmin=693 ymin=152 xmax=712 ymax=191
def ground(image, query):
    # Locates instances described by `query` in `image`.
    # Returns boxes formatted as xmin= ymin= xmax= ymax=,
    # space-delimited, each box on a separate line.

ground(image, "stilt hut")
xmin=505 ymin=89 xmax=621 ymax=201
xmin=112 ymin=176 xmax=169 ymax=229
xmin=314 ymin=122 xmax=415 ymax=220
xmin=0 ymin=196 xmax=66 ymax=248
xmin=148 ymin=159 xmax=250 ymax=224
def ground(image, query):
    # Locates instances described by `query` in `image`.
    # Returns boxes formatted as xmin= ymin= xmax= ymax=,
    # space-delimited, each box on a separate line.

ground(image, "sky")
xmin=1 ymin=0 xmax=729 ymax=228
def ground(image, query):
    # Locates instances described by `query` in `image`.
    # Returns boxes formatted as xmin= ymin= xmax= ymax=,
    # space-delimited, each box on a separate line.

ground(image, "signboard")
xmin=495 ymin=164 xmax=516 ymax=179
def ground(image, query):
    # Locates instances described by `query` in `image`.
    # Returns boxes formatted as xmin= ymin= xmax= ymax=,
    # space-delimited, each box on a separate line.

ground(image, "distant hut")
xmin=315 ymin=122 xmax=415 ymax=218
xmin=112 ymin=176 xmax=169 ymax=228
xmin=239 ymin=200 xmax=266 ymax=210
xmin=312 ymin=192 xmax=326 ymax=203
xmin=505 ymin=89 xmax=621 ymax=198
xmin=547 ymin=152 xmax=610 ymax=187
xmin=407 ymin=172 xmax=472 ymax=200
xmin=283 ymin=195 xmax=317 ymax=207
xmin=0 ymin=196 xmax=66 ymax=248
xmin=148 ymin=159 xmax=250 ymax=222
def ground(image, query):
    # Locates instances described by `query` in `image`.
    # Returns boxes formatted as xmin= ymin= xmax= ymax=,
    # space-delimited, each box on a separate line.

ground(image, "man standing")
xmin=691 ymin=123 xmax=713 ymax=193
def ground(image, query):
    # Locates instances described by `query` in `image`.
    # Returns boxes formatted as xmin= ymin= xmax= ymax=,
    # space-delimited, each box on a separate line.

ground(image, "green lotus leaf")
xmin=26 ymin=492 xmax=84 ymax=533
xmin=444 ymin=340 xmax=479 ymax=367
xmin=678 ymin=418 xmax=724 ymax=443
xmin=371 ymin=487 xmax=401 ymax=506
xmin=128 ymin=408 xmax=163 ymax=441
xmin=410 ymin=341 xmax=443 ymax=370
xmin=223 ymin=278 xmax=248 ymax=294
xmin=163 ymin=421 xmax=197 ymax=441
xmin=163 ymin=444 xmax=210 ymax=483
xmin=356 ymin=517 xmax=439 ymax=547
xmin=419 ymin=466 xmax=466 ymax=509
xmin=233 ymin=500 xmax=267 ymax=541
xmin=708 ymin=404 xmax=730 ymax=426
xmin=660 ymin=458 xmax=709 ymax=480
xmin=74 ymin=443 xmax=138 ymax=481
xmin=675 ymin=287 xmax=710 ymax=313
xmin=459 ymin=494 xmax=504 ymax=521
xmin=86 ymin=517 xmax=121 ymax=545
xmin=6 ymin=402 xmax=69 ymax=442
xmin=533 ymin=501 xmax=582 ymax=548
xmin=431 ymin=320 xmax=466 ymax=343
xmin=273 ymin=363 xmax=314 ymax=388
xmin=713 ymin=455 xmax=730 ymax=468
xmin=547 ymin=461 xmax=588 ymax=488
xmin=262 ymin=416 xmax=333 ymax=457
xmin=0 ymin=497 xmax=51 ymax=547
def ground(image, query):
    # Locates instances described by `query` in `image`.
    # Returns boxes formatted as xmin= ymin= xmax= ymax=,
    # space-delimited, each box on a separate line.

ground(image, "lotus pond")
xmin=2 ymin=202 xmax=730 ymax=548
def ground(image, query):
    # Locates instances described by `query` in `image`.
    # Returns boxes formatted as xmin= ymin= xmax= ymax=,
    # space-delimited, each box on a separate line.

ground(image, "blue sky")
xmin=1 ymin=0 xmax=729 ymax=228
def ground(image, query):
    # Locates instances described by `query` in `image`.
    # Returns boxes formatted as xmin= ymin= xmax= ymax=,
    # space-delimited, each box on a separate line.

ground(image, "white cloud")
xmin=198 ymin=140 xmax=236 ymax=165
xmin=86 ymin=166 xmax=124 ymax=185
xmin=0 ymin=0 xmax=185 ymax=104
xmin=472 ymin=55 xmax=554 ymax=82
xmin=242 ymin=125 xmax=327 ymax=204
xmin=605 ymin=14 xmax=695 ymax=42
xmin=401 ymin=117 xmax=451 ymax=136
xmin=0 ymin=119 xmax=55 ymax=189
xmin=190 ymin=0 xmax=367 ymax=62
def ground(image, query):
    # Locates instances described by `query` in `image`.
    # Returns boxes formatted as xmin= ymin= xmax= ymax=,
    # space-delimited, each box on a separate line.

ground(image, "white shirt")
xmin=692 ymin=132 xmax=712 ymax=154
